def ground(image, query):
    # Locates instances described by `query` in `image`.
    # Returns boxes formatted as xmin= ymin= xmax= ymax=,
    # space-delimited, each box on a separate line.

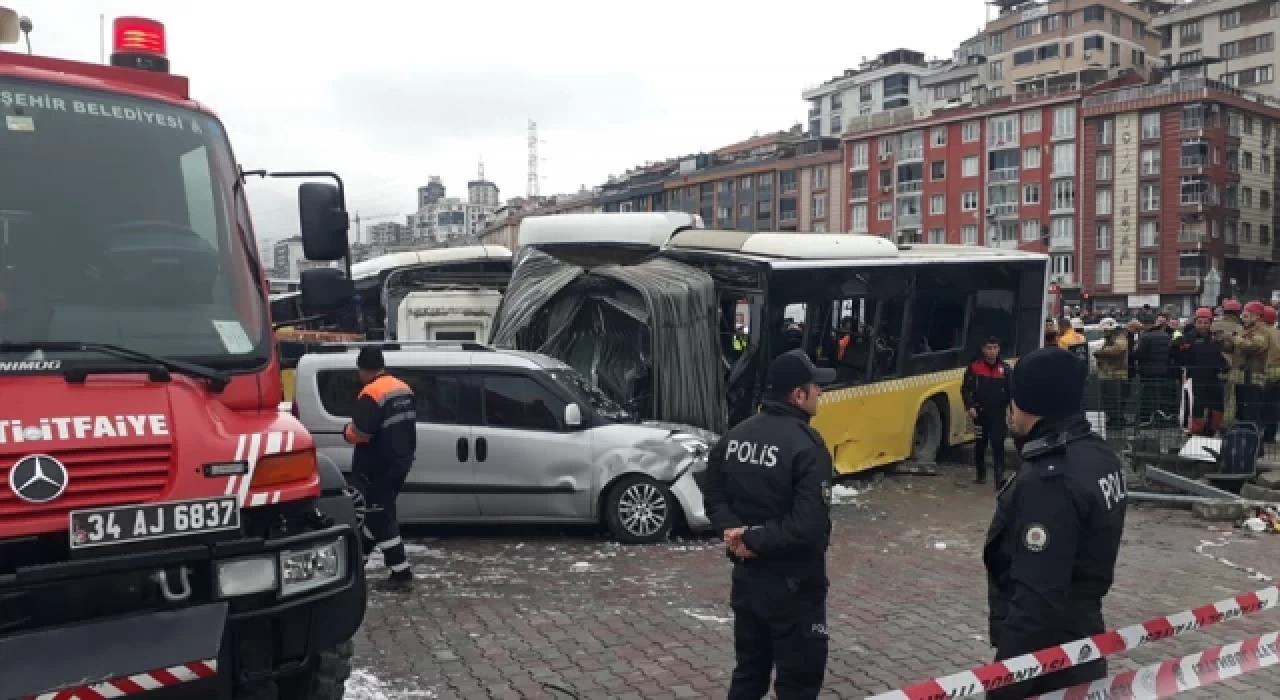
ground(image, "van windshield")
xmin=0 ymin=79 xmax=268 ymax=369
xmin=548 ymin=368 xmax=634 ymax=422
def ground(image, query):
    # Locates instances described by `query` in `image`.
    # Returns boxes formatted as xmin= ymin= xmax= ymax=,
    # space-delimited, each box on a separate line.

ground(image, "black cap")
xmin=356 ymin=346 xmax=385 ymax=371
xmin=765 ymin=349 xmax=836 ymax=397
xmin=1009 ymin=346 xmax=1086 ymax=419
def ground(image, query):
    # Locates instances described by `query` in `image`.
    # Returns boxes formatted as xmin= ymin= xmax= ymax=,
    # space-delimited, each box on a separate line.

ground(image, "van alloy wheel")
xmin=605 ymin=475 xmax=677 ymax=544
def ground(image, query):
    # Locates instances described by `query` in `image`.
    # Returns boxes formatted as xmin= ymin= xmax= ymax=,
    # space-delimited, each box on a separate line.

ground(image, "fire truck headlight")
xmin=279 ymin=538 xmax=347 ymax=596
xmin=216 ymin=557 xmax=277 ymax=597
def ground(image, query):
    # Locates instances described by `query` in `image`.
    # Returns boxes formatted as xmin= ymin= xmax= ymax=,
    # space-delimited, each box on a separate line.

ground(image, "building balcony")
xmin=897 ymin=180 xmax=923 ymax=195
xmin=1049 ymin=236 xmax=1074 ymax=251
xmin=988 ymin=136 xmax=1019 ymax=151
xmin=989 ymin=167 xmax=1020 ymax=183
xmin=808 ymin=107 xmax=821 ymax=118
xmin=1178 ymin=226 xmax=1208 ymax=244
xmin=1181 ymin=191 xmax=1218 ymax=208
xmin=1050 ymin=201 xmax=1075 ymax=215
xmin=851 ymin=188 xmax=869 ymax=201
xmin=851 ymin=221 xmax=869 ymax=234
xmin=898 ymin=212 xmax=922 ymax=227
xmin=884 ymin=85 xmax=910 ymax=99
xmin=780 ymin=211 xmax=797 ymax=223
xmin=1182 ymin=117 xmax=1206 ymax=131
xmin=1180 ymin=155 xmax=1207 ymax=169
xmin=989 ymin=202 xmax=1018 ymax=218
xmin=899 ymin=146 xmax=924 ymax=162
xmin=1051 ymin=166 xmax=1075 ymax=178
xmin=850 ymin=160 xmax=869 ymax=172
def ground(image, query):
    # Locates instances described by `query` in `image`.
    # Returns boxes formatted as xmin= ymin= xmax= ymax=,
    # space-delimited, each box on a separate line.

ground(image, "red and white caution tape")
xmin=24 ymin=659 xmax=217 ymax=700
xmin=1033 ymin=631 xmax=1280 ymax=699
xmin=866 ymin=585 xmax=1280 ymax=700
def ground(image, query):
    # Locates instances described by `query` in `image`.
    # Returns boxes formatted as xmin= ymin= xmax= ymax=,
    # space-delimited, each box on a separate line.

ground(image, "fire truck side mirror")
xmin=299 ymin=267 xmax=354 ymax=313
xmin=0 ymin=8 xmax=20 ymax=45
xmin=298 ymin=182 xmax=349 ymax=262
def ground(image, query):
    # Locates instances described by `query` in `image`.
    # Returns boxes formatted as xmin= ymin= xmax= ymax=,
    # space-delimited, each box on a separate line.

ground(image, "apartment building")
xmin=666 ymin=138 xmax=844 ymax=233
xmin=1079 ymin=77 xmax=1280 ymax=311
xmin=802 ymin=50 xmax=942 ymax=137
xmin=984 ymin=0 xmax=1161 ymax=97
xmin=920 ymin=34 xmax=988 ymax=111
xmin=1156 ymin=0 xmax=1280 ymax=97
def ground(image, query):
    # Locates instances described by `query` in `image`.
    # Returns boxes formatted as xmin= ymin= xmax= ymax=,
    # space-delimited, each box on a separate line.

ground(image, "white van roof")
xmin=347 ymin=245 xmax=512 ymax=280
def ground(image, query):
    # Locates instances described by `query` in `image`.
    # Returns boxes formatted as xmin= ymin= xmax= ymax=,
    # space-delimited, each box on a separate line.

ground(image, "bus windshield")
xmin=0 ymin=79 xmax=268 ymax=369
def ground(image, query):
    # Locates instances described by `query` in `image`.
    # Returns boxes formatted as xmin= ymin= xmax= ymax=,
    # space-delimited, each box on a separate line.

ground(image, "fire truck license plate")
xmin=69 ymin=497 xmax=241 ymax=549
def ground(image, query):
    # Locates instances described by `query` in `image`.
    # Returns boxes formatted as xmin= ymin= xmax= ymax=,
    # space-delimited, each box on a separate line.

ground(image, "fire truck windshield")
xmin=0 ymin=78 xmax=269 ymax=370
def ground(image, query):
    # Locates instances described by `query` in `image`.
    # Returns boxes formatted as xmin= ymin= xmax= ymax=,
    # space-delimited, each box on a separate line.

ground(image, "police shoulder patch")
xmin=1023 ymin=523 xmax=1050 ymax=552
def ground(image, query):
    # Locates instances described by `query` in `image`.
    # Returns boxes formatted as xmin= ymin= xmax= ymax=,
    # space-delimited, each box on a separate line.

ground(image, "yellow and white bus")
xmin=519 ymin=213 xmax=1048 ymax=475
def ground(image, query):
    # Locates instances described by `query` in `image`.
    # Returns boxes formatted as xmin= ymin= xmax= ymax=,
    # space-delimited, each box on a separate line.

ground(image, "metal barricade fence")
xmin=1082 ymin=362 xmax=1280 ymax=473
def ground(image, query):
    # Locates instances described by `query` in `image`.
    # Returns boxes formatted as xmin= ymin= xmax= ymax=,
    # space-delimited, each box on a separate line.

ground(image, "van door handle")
xmin=475 ymin=436 xmax=488 ymax=463
xmin=456 ymin=437 xmax=469 ymax=462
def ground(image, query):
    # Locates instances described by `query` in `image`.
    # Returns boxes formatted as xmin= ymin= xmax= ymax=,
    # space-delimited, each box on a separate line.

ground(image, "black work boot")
xmin=374 ymin=569 xmax=414 ymax=593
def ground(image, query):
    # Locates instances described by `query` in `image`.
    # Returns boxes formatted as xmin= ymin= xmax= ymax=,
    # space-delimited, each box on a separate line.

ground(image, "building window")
xmin=878 ymin=201 xmax=893 ymax=220
xmin=1024 ymin=183 xmax=1041 ymax=205
xmin=1023 ymin=111 xmax=1042 ymax=133
xmin=879 ymin=168 xmax=892 ymax=188
xmin=1052 ymin=142 xmax=1075 ymax=176
xmin=1051 ymin=253 xmax=1074 ymax=280
xmin=1051 ymin=216 xmax=1074 ymax=248
xmin=1222 ymin=10 xmax=1241 ymax=30
xmin=879 ymin=137 xmax=894 ymax=155
xmin=1022 ymin=219 xmax=1041 ymax=242
xmin=930 ymin=194 xmax=946 ymax=214
xmin=1142 ymin=184 xmax=1160 ymax=212
xmin=1053 ymin=179 xmax=1075 ymax=210
xmin=1264 ymin=225 xmax=1273 ymax=244
xmin=928 ymin=228 xmax=945 ymax=244
xmin=1024 ymin=147 xmax=1042 ymax=169
xmin=963 ymin=121 xmax=980 ymax=142
xmin=813 ymin=194 xmax=828 ymax=218
xmin=1263 ymin=190 xmax=1272 ymax=209
xmin=1096 ymin=222 xmax=1111 ymax=250
xmin=758 ymin=200 xmax=772 ymax=218
xmin=1053 ymin=106 xmax=1076 ymax=139
xmin=1243 ymin=221 xmax=1254 ymax=242
xmin=814 ymin=166 xmax=829 ymax=189
xmin=961 ymin=224 xmax=978 ymax=245
xmin=851 ymin=143 xmax=869 ymax=169
xmin=741 ymin=176 xmax=754 ymax=190
xmin=739 ymin=203 xmax=751 ymax=218
xmin=1096 ymin=153 xmax=1113 ymax=180
xmin=1084 ymin=5 xmax=1104 ymax=22
xmin=1243 ymin=186 xmax=1254 ymax=208
xmin=717 ymin=206 xmax=730 ymax=221
xmin=1140 ymin=255 xmax=1158 ymax=283
xmin=780 ymin=170 xmax=798 ymax=193
xmin=989 ymin=115 xmax=1018 ymax=147
xmin=1097 ymin=119 xmax=1114 ymax=146
xmin=1140 ymin=220 xmax=1159 ymax=247
xmin=931 ymin=160 xmax=946 ymax=180
xmin=1141 ymin=148 xmax=1160 ymax=176
xmin=1096 ymin=257 xmax=1112 ymax=285
xmin=850 ymin=204 xmax=867 ymax=232
xmin=1178 ymin=253 xmax=1203 ymax=280
xmin=963 ymin=155 xmax=980 ymax=177
xmin=1244 ymin=151 xmax=1254 ymax=171
xmin=962 ymin=191 xmax=979 ymax=211
xmin=931 ymin=127 xmax=947 ymax=146
xmin=1096 ymin=188 xmax=1113 ymax=215
xmin=1083 ymin=33 xmax=1105 ymax=51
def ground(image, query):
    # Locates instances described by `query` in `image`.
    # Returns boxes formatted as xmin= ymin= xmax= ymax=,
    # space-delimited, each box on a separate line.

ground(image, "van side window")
xmin=397 ymin=370 xmax=467 ymax=424
xmin=481 ymin=374 xmax=564 ymax=431
xmin=316 ymin=370 xmax=364 ymax=417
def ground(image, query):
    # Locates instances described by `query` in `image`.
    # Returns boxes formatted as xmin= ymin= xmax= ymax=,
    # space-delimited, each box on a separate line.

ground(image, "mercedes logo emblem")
xmin=7 ymin=454 xmax=69 ymax=504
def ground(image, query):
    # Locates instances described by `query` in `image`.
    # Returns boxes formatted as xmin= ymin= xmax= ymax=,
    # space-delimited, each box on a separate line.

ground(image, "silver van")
xmin=293 ymin=343 xmax=715 ymax=543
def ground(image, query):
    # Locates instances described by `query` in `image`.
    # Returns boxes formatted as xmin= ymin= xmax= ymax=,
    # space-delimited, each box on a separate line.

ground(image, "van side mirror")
xmin=564 ymin=403 xmax=583 ymax=428
xmin=298 ymin=183 xmax=350 ymax=261
xmin=299 ymin=267 xmax=354 ymax=312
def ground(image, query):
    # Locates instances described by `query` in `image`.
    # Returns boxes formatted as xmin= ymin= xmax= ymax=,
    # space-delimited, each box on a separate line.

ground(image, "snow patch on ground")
xmin=682 ymin=608 xmax=733 ymax=624
xmin=345 ymin=669 xmax=438 ymax=699
xmin=831 ymin=484 xmax=866 ymax=505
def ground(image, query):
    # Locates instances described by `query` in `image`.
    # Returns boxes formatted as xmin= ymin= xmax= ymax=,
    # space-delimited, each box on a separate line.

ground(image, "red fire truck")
xmin=0 ymin=11 xmax=366 ymax=699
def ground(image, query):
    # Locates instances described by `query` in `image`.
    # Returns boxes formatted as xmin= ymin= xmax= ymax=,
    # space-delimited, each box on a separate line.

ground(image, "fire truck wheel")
xmin=277 ymin=639 xmax=354 ymax=700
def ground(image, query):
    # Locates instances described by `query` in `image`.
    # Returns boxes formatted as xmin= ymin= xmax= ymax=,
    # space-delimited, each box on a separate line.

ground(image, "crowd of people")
xmin=1051 ymin=300 xmax=1280 ymax=441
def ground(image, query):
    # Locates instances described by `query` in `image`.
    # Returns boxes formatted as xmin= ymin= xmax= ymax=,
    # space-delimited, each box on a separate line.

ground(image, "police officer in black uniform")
xmin=345 ymin=347 xmax=418 ymax=592
xmin=702 ymin=348 xmax=835 ymax=700
xmin=984 ymin=347 xmax=1128 ymax=699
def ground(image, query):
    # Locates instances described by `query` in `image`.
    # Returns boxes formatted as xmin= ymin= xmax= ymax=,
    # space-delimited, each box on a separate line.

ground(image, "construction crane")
xmin=349 ymin=211 xmax=400 ymax=244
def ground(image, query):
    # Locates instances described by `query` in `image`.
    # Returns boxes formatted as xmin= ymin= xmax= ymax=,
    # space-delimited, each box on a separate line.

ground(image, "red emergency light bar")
xmin=109 ymin=16 xmax=169 ymax=73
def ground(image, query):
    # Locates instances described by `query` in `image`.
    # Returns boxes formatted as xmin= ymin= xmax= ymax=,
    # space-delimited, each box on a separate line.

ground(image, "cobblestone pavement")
xmin=348 ymin=466 xmax=1280 ymax=699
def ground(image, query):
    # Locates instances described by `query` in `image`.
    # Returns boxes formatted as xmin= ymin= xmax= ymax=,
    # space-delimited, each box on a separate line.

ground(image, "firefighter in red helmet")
xmin=1222 ymin=301 xmax=1272 ymax=425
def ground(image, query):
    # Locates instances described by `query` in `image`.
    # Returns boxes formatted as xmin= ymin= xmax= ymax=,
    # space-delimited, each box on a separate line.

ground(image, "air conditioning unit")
xmin=881 ymin=186 xmax=892 ymax=193
xmin=879 ymin=153 xmax=890 ymax=162
xmin=986 ymin=206 xmax=997 ymax=216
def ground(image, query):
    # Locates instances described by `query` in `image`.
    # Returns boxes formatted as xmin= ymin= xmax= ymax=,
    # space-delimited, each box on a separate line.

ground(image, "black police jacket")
xmin=984 ymin=414 xmax=1127 ymax=663
xmin=344 ymin=372 xmax=418 ymax=480
xmin=1133 ymin=328 xmax=1173 ymax=378
xmin=702 ymin=399 xmax=833 ymax=578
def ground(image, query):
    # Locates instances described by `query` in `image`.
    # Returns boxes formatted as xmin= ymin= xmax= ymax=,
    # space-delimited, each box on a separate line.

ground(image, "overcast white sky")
xmin=31 ymin=0 xmax=990 ymax=240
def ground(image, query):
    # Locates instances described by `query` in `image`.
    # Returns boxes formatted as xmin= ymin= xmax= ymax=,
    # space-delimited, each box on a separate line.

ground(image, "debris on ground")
xmin=1238 ymin=505 xmax=1280 ymax=534
xmin=830 ymin=483 xmax=867 ymax=505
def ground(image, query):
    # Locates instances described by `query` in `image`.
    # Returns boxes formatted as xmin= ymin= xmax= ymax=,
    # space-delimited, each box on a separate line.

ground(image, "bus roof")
xmin=347 ymin=245 xmax=513 ymax=280
xmin=519 ymin=212 xmax=699 ymax=250
xmin=668 ymin=230 xmax=901 ymax=259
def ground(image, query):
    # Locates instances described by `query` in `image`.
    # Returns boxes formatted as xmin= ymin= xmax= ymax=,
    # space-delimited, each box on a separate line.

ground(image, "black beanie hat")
xmin=356 ymin=346 xmax=385 ymax=371
xmin=1009 ymin=346 xmax=1086 ymax=419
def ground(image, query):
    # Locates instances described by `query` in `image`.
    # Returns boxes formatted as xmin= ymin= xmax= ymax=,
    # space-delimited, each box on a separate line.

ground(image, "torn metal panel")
xmin=491 ymin=248 xmax=725 ymax=433
xmin=1145 ymin=466 xmax=1243 ymax=501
